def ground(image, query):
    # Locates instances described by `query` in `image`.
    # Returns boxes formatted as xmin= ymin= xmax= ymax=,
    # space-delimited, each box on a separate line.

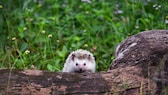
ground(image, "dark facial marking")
xmin=76 ymin=63 xmax=78 ymax=66
xmin=71 ymin=54 xmax=75 ymax=61
xmin=75 ymin=69 xmax=85 ymax=73
xmin=88 ymin=54 xmax=91 ymax=60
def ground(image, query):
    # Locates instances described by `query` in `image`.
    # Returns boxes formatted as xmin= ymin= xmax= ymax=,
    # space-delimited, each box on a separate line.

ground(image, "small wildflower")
xmin=56 ymin=40 xmax=60 ymax=43
xmin=115 ymin=10 xmax=123 ymax=14
xmin=165 ymin=20 xmax=168 ymax=24
xmin=84 ymin=44 xmax=88 ymax=47
xmin=41 ymin=30 xmax=46 ymax=34
xmin=85 ymin=11 xmax=89 ymax=14
xmin=29 ymin=18 xmax=34 ymax=21
xmin=166 ymin=16 xmax=168 ymax=19
xmin=26 ymin=8 xmax=33 ymax=12
xmin=118 ymin=10 xmax=123 ymax=14
xmin=135 ymin=25 xmax=139 ymax=29
xmin=26 ymin=18 xmax=29 ymax=21
xmin=23 ymin=27 xmax=27 ymax=31
xmin=79 ymin=5 xmax=83 ymax=9
xmin=155 ymin=7 xmax=159 ymax=10
xmin=153 ymin=4 xmax=161 ymax=10
xmin=83 ymin=30 xmax=87 ymax=32
xmin=12 ymin=37 xmax=16 ymax=41
xmin=51 ymin=17 xmax=55 ymax=21
xmin=116 ymin=4 xmax=120 ymax=8
xmin=128 ymin=33 xmax=131 ymax=36
xmin=0 ymin=5 xmax=3 ymax=9
xmin=25 ymin=50 xmax=30 ymax=54
xmin=62 ymin=4 xmax=66 ymax=8
xmin=26 ymin=18 xmax=34 ymax=22
xmin=145 ymin=29 xmax=149 ymax=31
xmin=48 ymin=34 xmax=52 ymax=38
xmin=153 ymin=4 xmax=157 ymax=8
xmin=81 ymin=0 xmax=91 ymax=3
xmin=37 ymin=4 xmax=42 ymax=8
xmin=30 ymin=65 xmax=37 ymax=70
xmin=158 ymin=5 xmax=161 ymax=8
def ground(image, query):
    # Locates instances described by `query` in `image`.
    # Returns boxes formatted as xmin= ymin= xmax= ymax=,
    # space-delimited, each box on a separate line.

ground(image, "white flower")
xmin=115 ymin=10 xmax=123 ymax=14
xmin=83 ymin=30 xmax=87 ymax=32
xmin=117 ymin=10 xmax=123 ymax=14
xmin=48 ymin=34 xmax=52 ymax=38
xmin=56 ymin=40 xmax=60 ymax=43
xmin=12 ymin=37 xmax=16 ymax=41
xmin=81 ymin=0 xmax=91 ymax=3
xmin=84 ymin=44 xmax=88 ymax=47
xmin=116 ymin=4 xmax=120 ymax=8
xmin=158 ymin=5 xmax=161 ymax=8
xmin=155 ymin=7 xmax=159 ymax=10
xmin=23 ymin=27 xmax=27 ymax=31
xmin=0 ymin=5 xmax=3 ymax=9
xmin=153 ymin=4 xmax=161 ymax=10
xmin=85 ymin=11 xmax=89 ymax=14
xmin=41 ymin=30 xmax=46 ymax=34
xmin=135 ymin=25 xmax=139 ymax=29
xmin=165 ymin=20 xmax=168 ymax=24
xmin=153 ymin=4 xmax=157 ymax=8
xmin=25 ymin=50 xmax=30 ymax=54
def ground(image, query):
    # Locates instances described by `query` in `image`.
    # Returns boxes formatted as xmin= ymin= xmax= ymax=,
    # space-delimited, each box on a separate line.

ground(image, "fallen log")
xmin=0 ymin=67 xmax=156 ymax=95
xmin=110 ymin=30 xmax=168 ymax=94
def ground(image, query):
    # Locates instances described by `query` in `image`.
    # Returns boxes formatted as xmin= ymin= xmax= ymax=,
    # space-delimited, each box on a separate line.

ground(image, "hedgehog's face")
xmin=70 ymin=53 xmax=95 ymax=73
xmin=73 ymin=58 xmax=88 ymax=73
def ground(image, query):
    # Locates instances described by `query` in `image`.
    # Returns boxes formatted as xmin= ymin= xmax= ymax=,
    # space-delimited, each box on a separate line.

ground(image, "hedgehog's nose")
xmin=79 ymin=68 xmax=83 ymax=72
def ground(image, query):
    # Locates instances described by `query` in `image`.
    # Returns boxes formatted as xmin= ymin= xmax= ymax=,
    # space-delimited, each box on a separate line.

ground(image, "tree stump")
xmin=0 ymin=30 xmax=168 ymax=95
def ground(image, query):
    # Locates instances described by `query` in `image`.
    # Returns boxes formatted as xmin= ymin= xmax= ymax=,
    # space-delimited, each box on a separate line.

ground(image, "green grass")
xmin=0 ymin=0 xmax=168 ymax=71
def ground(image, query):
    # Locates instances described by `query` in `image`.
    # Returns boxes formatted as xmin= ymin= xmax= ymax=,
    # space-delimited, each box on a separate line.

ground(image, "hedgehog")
xmin=62 ymin=49 xmax=96 ymax=73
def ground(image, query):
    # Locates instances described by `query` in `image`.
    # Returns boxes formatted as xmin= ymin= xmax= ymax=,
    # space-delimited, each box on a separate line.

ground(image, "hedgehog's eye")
xmin=76 ymin=63 xmax=78 ymax=66
xmin=83 ymin=63 xmax=86 ymax=66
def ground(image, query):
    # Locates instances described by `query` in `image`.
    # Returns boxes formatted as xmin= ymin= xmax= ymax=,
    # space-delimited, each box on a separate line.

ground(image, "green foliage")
xmin=0 ymin=0 xmax=167 ymax=71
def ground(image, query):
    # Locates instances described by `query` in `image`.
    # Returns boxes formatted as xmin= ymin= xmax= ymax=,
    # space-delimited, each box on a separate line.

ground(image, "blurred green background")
xmin=0 ymin=0 xmax=167 ymax=71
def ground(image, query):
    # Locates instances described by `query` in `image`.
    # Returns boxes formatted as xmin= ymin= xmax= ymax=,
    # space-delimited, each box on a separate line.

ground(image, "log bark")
xmin=0 ymin=68 xmax=156 ymax=95
xmin=0 ymin=30 xmax=168 ymax=95
xmin=110 ymin=30 xmax=168 ymax=94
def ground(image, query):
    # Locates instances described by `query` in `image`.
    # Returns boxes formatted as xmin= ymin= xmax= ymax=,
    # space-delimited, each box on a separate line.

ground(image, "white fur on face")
xmin=73 ymin=59 xmax=86 ymax=72
xmin=73 ymin=58 xmax=95 ymax=73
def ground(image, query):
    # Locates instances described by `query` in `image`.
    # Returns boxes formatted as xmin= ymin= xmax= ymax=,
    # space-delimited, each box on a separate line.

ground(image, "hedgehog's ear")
xmin=71 ymin=54 xmax=75 ymax=61
xmin=88 ymin=54 xmax=91 ymax=60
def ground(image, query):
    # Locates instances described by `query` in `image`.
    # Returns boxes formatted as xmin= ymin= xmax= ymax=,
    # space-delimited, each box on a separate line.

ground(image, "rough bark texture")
xmin=110 ymin=30 xmax=168 ymax=94
xmin=0 ymin=68 xmax=156 ymax=95
xmin=0 ymin=30 xmax=168 ymax=95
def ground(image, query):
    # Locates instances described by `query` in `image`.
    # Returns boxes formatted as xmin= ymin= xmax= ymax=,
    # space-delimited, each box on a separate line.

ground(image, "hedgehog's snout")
xmin=75 ymin=68 xmax=85 ymax=73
